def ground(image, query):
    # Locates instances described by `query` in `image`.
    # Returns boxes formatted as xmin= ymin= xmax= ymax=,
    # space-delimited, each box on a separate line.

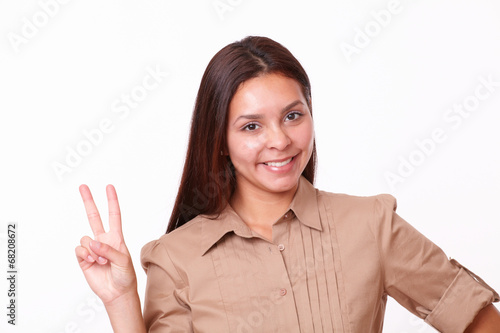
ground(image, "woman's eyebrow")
xmin=281 ymin=100 xmax=304 ymax=113
xmin=233 ymin=114 xmax=264 ymax=125
xmin=233 ymin=100 xmax=305 ymax=125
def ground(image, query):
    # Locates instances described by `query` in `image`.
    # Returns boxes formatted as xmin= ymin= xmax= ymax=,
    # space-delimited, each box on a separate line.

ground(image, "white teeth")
xmin=265 ymin=158 xmax=292 ymax=167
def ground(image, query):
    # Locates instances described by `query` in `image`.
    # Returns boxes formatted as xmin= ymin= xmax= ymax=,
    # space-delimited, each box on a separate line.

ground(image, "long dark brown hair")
xmin=166 ymin=36 xmax=317 ymax=233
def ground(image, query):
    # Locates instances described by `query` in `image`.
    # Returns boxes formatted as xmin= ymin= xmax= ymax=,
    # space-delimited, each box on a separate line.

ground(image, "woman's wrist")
xmin=104 ymin=289 xmax=146 ymax=333
xmin=103 ymin=287 xmax=138 ymax=307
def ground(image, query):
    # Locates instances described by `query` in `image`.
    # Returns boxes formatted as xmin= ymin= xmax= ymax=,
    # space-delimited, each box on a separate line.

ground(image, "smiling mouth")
xmin=263 ymin=157 xmax=293 ymax=167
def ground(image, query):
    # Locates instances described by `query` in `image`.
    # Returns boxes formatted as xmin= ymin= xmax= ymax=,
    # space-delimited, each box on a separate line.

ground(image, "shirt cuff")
xmin=425 ymin=259 xmax=499 ymax=332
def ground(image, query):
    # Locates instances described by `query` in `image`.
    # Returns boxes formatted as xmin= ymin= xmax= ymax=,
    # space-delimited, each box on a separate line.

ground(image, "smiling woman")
xmin=75 ymin=36 xmax=500 ymax=332
xmin=227 ymin=74 xmax=315 ymax=240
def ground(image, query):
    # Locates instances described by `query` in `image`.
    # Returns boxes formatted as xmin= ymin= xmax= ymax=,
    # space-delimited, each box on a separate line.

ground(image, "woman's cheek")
xmin=244 ymin=141 xmax=260 ymax=150
xmin=243 ymin=134 xmax=265 ymax=151
xmin=296 ymin=121 xmax=314 ymax=148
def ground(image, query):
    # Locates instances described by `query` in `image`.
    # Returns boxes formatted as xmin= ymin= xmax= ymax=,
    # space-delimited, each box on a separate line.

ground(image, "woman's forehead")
xmin=229 ymin=74 xmax=307 ymax=117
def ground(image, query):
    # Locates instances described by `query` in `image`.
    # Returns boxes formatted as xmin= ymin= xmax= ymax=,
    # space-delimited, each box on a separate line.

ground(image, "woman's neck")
xmin=230 ymin=183 xmax=298 ymax=241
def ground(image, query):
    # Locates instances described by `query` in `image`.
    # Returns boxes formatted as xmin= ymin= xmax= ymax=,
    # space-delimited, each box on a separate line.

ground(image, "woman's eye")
xmin=285 ymin=112 xmax=302 ymax=121
xmin=243 ymin=123 xmax=260 ymax=131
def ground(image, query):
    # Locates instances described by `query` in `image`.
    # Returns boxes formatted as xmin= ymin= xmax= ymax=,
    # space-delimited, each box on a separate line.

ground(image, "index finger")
xmin=106 ymin=184 xmax=122 ymax=235
xmin=79 ymin=184 xmax=105 ymax=236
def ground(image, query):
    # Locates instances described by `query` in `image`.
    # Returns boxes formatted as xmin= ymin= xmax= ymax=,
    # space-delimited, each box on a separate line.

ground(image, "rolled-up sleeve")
xmin=373 ymin=194 xmax=499 ymax=332
xmin=140 ymin=239 xmax=193 ymax=332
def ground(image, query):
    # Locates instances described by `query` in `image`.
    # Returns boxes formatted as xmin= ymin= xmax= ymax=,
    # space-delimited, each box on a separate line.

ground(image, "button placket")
xmin=274 ymin=210 xmax=292 ymax=254
xmin=263 ymin=217 xmax=300 ymax=329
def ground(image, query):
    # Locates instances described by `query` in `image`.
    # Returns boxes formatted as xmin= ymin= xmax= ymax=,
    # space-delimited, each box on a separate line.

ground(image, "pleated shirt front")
xmin=140 ymin=177 xmax=498 ymax=332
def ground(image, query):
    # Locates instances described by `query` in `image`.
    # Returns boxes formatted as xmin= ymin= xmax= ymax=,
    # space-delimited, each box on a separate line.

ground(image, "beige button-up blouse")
xmin=141 ymin=177 xmax=498 ymax=332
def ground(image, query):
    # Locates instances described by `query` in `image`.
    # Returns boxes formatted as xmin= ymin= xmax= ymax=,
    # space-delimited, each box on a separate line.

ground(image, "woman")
xmin=75 ymin=36 xmax=500 ymax=332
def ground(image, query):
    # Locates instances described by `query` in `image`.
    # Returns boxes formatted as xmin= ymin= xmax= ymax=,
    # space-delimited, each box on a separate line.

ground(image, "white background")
xmin=1 ymin=0 xmax=499 ymax=332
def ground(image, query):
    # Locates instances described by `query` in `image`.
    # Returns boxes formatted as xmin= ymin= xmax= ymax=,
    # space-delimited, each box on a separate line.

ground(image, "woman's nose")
xmin=265 ymin=126 xmax=291 ymax=150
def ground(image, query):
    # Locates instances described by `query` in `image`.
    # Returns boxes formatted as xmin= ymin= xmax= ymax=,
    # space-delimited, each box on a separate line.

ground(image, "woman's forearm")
xmin=104 ymin=290 xmax=147 ymax=333
xmin=465 ymin=303 xmax=500 ymax=333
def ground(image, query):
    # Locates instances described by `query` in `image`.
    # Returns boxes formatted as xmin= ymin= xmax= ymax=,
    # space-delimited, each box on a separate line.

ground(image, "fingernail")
xmin=90 ymin=240 xmax=101 ymax=250
xmin=97 ymin=257 xmax=107 ymax=264
xmin=87 ymin=255 xmax=95 ymax=263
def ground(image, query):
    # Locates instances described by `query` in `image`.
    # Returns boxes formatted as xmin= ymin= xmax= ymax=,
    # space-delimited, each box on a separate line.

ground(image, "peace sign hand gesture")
xmin=74 ymin=184 xmax=137 ymax=306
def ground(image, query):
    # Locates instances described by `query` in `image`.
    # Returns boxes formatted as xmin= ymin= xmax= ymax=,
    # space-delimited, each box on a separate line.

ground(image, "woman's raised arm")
xmin=74 ymin=184 xmax=146 ymax=333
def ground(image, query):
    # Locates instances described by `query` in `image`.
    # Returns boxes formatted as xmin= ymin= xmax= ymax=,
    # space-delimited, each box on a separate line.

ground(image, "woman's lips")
xmin=263 ymin=157 xmax=293 ymax=167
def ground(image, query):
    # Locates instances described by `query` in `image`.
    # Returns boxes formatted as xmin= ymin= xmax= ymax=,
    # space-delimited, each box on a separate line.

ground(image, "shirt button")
xmin=284 ymin=213 xmax=289 ymax=219
xmin=280 ymin=288 xmax=287 ymax=296
xmin=278 ymin=244 xmax=285 ymax=251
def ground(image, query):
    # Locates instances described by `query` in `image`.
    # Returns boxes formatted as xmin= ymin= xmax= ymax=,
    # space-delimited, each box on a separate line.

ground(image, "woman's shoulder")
xmin=140 ymin=214 xmax=210 ymax=272
xmin=299 ymin=177 xmax=398 ymax=215
xmin=316 ymin=188 xmax=397 ymax=213
xmin=309 ymin=188 xmax=400 ymax=236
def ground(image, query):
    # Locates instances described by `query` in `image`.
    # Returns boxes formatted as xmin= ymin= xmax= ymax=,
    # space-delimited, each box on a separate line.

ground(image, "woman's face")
xmin=226 ymin=73 xmax=314 ymax=197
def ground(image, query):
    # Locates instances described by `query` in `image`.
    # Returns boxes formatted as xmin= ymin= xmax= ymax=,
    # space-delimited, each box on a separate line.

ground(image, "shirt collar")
xmin=199 ymin=205 xmax=252 ymax=256
xmin=289 ymin=176 xmax=322 ymax=232
xmin=199 ymin=176 xmax=322 ymax=256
